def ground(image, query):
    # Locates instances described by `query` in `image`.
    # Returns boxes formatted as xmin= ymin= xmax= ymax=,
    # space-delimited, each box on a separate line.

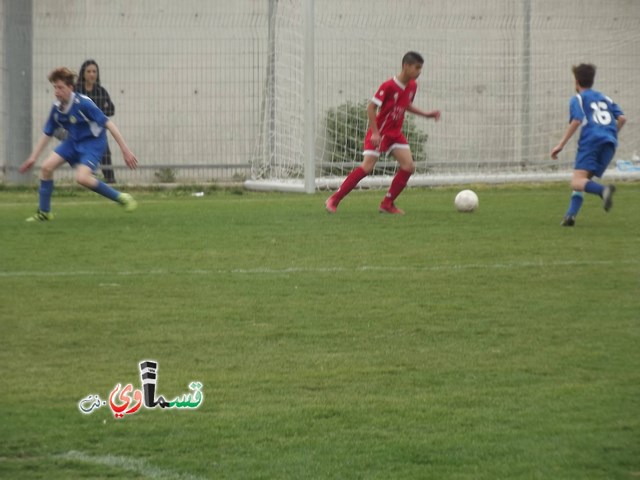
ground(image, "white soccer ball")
xmin=454 ymin=189 xmax=479 ymax=212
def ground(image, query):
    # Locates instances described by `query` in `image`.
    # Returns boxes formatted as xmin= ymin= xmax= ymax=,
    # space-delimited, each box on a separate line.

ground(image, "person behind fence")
xmin=77 ymin=59 xmax=117 ymax=183
xmin=551 ymin=63 xmax=626 ymax=227
xmin=19 ymin=67 xmax=138 ymax=221
xmin=325 ymin=51 xmax=441 ymax=215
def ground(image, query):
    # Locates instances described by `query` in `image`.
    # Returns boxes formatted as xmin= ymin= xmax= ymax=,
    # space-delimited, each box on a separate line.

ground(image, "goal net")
xmin=246 ymin=0 xmax=640 ymax=192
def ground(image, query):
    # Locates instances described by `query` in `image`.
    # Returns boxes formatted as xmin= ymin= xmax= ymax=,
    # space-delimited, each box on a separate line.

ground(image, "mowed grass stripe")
xmin=0 ymin=185 xmax=638 ymax=479
xmin=0 ymin=257 xmax=638 ymax=278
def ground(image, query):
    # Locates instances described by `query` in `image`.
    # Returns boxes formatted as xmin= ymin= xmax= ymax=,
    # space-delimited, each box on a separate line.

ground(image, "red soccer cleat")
xmin=378 ymin=202 xmax=405 ymax=215
xmin=325 ymin=196 xmax=339 ymax=214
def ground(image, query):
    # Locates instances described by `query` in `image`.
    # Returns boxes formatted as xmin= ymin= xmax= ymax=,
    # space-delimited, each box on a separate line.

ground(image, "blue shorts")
xmin=54 ymin=136 xmax=107 ymax=171
xmin=575 ymin=142 xmax=616 ymax=178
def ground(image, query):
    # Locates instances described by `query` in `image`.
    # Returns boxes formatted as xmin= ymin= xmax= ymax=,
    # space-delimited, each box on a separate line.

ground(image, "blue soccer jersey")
xmin=43 ymin=93 xmax=109 ymax=142
xmin=569 ymin=89 xmax=623 ymax=150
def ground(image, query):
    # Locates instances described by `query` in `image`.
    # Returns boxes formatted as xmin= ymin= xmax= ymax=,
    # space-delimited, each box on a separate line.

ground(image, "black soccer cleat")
xmin=560 ymin=215 xmax=576 ymax=227
xmin=602 ymin=185 xmax=616 ymax=212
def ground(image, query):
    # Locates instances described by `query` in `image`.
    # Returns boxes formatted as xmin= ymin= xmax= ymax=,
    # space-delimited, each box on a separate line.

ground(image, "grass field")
xmin=1 ymin=183 xmax=639 ymax=479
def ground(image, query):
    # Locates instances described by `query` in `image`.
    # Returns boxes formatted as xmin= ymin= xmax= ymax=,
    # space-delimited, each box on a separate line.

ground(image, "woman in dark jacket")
xmin=77 ymin=59 xmax=117 ymax=183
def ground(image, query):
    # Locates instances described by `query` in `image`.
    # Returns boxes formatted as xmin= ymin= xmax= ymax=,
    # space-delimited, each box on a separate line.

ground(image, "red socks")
xmin=333 ymin=166 xmax=368 ymax=201
xmin=382 ymin=168 xmax=412 ymax=205
xmin=332 ymin=166 xmax=412 ymax=207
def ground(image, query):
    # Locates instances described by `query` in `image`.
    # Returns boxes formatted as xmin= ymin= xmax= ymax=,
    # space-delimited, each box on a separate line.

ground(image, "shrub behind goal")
xmin=246 ymin=0 xmax=640 ymax=192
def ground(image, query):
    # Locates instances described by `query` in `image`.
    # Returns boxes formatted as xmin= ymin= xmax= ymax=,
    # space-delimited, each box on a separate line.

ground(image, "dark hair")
xmin=402 ymin=51 xmax=424 ymax=66
xmin=77 ymin=59 xmax=101 ymax=89
xmin=48 ymin=67 xmax=76 ymax=86
xmin=572 ymin=63 xmax=596 ymax=88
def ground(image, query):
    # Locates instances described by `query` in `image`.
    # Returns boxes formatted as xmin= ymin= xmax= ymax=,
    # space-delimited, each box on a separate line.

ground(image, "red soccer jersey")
xmin=370 ymin=76 xmax=418 ymax=136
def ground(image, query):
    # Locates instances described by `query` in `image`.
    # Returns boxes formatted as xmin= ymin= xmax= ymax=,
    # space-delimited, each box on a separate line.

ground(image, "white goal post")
xmin=245 ymin=0 xmax=640 ymax=193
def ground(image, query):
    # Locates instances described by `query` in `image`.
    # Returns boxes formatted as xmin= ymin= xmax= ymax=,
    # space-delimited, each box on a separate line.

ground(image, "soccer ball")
xmin=454 ymin=190 xmax=479 ymax=212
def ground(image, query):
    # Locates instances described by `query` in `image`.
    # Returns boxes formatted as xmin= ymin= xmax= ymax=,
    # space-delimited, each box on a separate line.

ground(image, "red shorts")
xmin=363 ymin=130 xmax=410 ymax=157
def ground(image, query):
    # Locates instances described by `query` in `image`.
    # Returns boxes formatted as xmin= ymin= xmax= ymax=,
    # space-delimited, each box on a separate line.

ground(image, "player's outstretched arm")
xmin=19 ymin=134 xmax=52 ymax=173
xmin=617 ymin=115 xmax=627 ymax=133
xmin=105 ymin=120 xmax=138 ymax=170
xmin=551 ymin=119 xmax=581 ymax=160
xmin=367 ymin=102 xmax=382 ymax=147
xmin=407 ymin=105 xmax=441 ymax=121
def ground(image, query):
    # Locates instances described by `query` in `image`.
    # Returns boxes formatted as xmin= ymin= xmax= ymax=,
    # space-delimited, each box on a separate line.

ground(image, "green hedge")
xmin=323 ymin=100 xmax=428 ymax=175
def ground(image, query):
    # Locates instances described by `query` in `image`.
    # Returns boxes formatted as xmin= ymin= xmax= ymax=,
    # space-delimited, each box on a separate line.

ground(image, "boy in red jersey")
xmin=326 ymin=51 xmax=440 ymax=215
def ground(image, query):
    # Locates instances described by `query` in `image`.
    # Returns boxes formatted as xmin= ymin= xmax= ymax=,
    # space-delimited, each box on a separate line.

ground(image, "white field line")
xmin=0 ymin=259 xmax=637 ymax=278
xmin=56 ymin=450 xmax=208 ymax=480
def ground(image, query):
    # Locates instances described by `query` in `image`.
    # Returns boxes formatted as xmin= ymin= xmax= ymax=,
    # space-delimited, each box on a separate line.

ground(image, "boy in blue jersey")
xmin=551 ymin=63 xmax=626 ymax=226
xmin=19 ymin=67 xmax=138 ymax=221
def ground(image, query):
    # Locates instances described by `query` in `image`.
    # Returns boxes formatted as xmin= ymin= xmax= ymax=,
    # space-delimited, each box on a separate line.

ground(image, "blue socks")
xmin=38 ymin=179 xmax=121 ymax=213
xmin=584 ymin=180 xmax=605 ymax=196
xmin=91 ymin=180 xmax=121 ymax=202
xmin=566 ymin=180 xmax=606 ymax=217
xmin=566 ymin=191 xmax=584 ymax=217
xmin=39 ymin=179 xmax=54 ymax=213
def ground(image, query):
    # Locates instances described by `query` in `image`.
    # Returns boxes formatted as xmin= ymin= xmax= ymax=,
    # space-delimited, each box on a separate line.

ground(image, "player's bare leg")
xmin=75 ymin=164 xmax=100 ymax=190
xmin=569 ymin=169 xmax=592 ymax=192
xmin=40 ymin=153 xmax=66 ymax=181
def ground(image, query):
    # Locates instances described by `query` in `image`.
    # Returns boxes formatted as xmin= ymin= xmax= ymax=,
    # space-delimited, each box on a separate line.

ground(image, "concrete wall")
xmin=27 ymin=0 xmax=267 ymax=183
xmin=2 ymin=0 xmax=639 ymax=183
xmin=0 ymin=0 xmax=4 ymax=177
xmin=2 ymin=0 xmax=34 ymax=184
